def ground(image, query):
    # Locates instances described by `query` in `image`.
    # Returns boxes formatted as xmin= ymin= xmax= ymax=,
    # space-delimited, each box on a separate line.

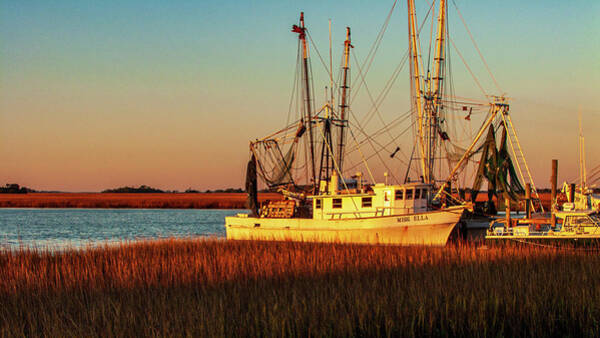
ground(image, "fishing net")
xmin=252 ymin=139 xmax=296 ymax=188
xmin=471 ymin=123 xmax=525 ymax=204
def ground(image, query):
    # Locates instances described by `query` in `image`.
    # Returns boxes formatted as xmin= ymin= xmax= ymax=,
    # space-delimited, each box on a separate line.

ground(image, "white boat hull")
xmin=225 ymin=206 xmax=465 ymax=246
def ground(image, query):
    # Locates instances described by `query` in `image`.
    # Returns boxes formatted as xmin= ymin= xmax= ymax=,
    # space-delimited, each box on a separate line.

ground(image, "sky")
xmin=1 ymin=0 xmax=599 ymax=192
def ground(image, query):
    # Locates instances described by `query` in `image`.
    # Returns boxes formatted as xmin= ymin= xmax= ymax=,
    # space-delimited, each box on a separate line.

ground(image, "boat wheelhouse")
xmin=312 ymin=182 xmax=432 ymax=220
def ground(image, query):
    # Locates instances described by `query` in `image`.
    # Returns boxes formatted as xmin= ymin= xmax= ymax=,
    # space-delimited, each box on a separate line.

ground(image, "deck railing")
xmin=325 ymin=207 xmax=416 ymax=220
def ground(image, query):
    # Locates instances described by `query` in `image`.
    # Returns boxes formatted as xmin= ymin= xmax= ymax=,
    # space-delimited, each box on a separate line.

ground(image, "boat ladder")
xmin=501 ymin=112 xmax=544 ymax=213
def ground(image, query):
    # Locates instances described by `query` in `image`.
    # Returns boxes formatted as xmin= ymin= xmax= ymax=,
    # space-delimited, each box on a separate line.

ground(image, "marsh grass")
xmin=1 ymin=239 xmax=599 ymax=336
xmin=0 ymin=193 xmax=281 ymax=209
xmin=0 ymin=192 xmax=553 ymax=210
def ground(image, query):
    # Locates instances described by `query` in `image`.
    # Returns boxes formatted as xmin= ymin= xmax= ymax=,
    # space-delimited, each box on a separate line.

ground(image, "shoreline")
xmin=0 ymin=191 xmax=554 ymax=210
xmin=0 ymin=192 xmax=282 ymax=209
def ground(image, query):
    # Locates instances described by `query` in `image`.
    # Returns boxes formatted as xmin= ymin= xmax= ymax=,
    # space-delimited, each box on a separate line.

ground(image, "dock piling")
xmin=551 ymin=159 xmax=558 ymax=228
xmin=525 ymin=183 xmax=531 ymax=219
xmin=505 ymin=196 xmax=511 ymax=228
xmin=569 ymin=183 xmax=575 ymax=203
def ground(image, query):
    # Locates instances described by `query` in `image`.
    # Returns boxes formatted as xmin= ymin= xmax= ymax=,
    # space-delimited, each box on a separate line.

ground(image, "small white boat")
xmin=486 ymin=209 xmax=600 ymax=241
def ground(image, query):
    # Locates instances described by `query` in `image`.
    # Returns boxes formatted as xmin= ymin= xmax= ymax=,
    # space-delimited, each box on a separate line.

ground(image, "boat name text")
xmin=397 ymin=215 xmax=429 ymax=223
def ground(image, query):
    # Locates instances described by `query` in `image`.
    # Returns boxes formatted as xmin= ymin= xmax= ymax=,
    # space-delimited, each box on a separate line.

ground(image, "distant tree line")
xmin=102 ymin=185 xmax=164 ymax=193
xmin=101 ymin=185 xmax=244 ymax=193
xmin=0 ymin=184 xmax=35 ymax=194
xmin=203 ymin=188 xmax=244 ymax=193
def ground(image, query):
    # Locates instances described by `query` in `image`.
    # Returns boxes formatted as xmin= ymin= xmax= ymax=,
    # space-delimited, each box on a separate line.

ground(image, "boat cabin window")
xmin=566 ymin=215 xmax=596 ymax=226
xmin=405 ymin=189 xmax=413 ymax=200
xmin=315 ymin=199 xmax=322 ymax=209
xmin=415 ymin=189 xmax=421 ymax=199
xmin=395 ymin=190 xmax=404 ymax=200
xmin=362 ymin=197 xmax=372 ymax=208
xmin=332 ymin=198 xmax=342 ymax=209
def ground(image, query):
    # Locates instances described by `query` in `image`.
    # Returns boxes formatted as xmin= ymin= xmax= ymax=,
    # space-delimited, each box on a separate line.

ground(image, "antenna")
xmin=329 ymin=19 xmax=334 ymax=108
xmin=579 ymin=109 xmax=587 ymax=189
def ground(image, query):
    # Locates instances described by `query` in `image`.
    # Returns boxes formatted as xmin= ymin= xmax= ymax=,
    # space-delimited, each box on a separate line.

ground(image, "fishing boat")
xmin=486 ymin=209 xmax=600 ymax=243
xmin=226 ymin=1 xmax=537 ymax=245
xmin=486 ymin=125 xmax=600 ymax=244
xmin=563 ymin=183 xmax=600 ymax=212
xmin=227 ymin=174 xmax=467 ymax=245
xmin=561 ymin=119 xmax=600 ymax=212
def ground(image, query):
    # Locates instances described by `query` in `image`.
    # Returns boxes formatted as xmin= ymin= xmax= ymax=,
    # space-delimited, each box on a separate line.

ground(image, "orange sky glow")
xmin=1 ymin=1 xmax=599 ymax=192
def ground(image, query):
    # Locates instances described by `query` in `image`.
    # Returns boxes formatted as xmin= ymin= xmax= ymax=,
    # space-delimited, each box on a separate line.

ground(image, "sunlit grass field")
xmin=1 ymin=239 xmax=598 ymax=336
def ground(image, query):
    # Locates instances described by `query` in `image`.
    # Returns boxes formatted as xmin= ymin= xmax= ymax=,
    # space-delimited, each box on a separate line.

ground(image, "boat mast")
xmin=293 ymin=12 xmax=317 ymax=192
xmin=407 ymin=0 xmax=427 ymax=182
xmin=428 ymin=0 xmax=446 ymax=186
xmin=337 ymin=27 xmax=352 ymax=173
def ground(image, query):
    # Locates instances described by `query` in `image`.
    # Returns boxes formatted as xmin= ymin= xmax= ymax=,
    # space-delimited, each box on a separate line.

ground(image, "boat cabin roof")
xmin=307 ymin=183 xmax=433 ymax=199
xmin=556 ymin=209 xmax=598 ymax=218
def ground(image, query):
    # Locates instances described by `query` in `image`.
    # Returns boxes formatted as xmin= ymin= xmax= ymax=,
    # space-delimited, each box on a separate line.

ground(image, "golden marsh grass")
xmin=1 ymin=239 xmax=598 ymax=336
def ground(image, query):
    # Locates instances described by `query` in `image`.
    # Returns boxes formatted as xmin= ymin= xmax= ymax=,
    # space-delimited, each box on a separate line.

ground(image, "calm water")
xmin=0 ymin=208 xmax=244 ymax=250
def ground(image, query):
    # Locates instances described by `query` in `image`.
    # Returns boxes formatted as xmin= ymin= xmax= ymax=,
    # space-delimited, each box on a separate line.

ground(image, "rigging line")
xmin=347 ymin=118 xmax=414 ymax=168
xmin=588 ymin=165 xmax=600 ymax=181
xmin=347 ymin=109 xmax=413 ymax=156
xmin=361 ymin=109 xmax=413 ymax=144
xmin=347 ymin=110 xmax=400 ymax=184
xmin=350 ymin=0 xmax=433 ymax=105
xmin=443 ymin=21 xmax=463 ymax=178
xmin=306 ymin=31 xmax=339 ymax=90
xmin=350 ymin=50 xmax=407 ymax=159
xmin=345 ymin=114 xmax=415 ymax=170
xmin=350 ymin=0 xmax=398 ymax=103
xmin=448 ymin=36 xmax=488 ymax=99
xmin=565 ymin=163 xmax=600 ymax=184
xmin=287 ymin=43 xmax=301 ymax=129
xmin=441 ymin=96 xmax=489 ymax=106
xmin=347 ymin=125 xmax=376 ymax=184
xmin=329 ymin=19 xmax=333 ymax=107
xmin=451 ymin=0 xmax=502 ymax=94
xmin=255 ymin=118 xmax=305 ymax=143
xmin=425 ymin=0 xmax=436 ymax=77
xmin=356 ymin=49 xmax=409 ymax=127
xmin=343 ymin=118 xmax=412 ymax=167
xmin=416 ymin=0 xmax=436 ymax=84
xmin=503 ymin=112 xmax=544 ymax=212
xmin=344 ymin=106 xmax=411 ymax=153
xmin=354 ymin=56 xmax=408 ymax=140
xmin=348 ymin=126 xmax=411 ymax=167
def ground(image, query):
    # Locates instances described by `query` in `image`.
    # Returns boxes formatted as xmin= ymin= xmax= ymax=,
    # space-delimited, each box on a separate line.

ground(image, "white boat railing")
xmin=487 ymin=212 xmax=600 ymax=237
xmin=326 ymin=207 xmax=415 ymax=219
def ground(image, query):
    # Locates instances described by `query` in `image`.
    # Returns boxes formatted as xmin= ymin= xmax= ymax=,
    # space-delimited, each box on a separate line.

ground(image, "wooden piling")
xmin=569 ymin=183 xmax=576 ymax=203
xmin=525 ymin=183 xmax=531 ymax=219
xmin=505 ymin=196 xmax=511 ymax=228
xmin=551 ymin=159 xmax=558 ymax=228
